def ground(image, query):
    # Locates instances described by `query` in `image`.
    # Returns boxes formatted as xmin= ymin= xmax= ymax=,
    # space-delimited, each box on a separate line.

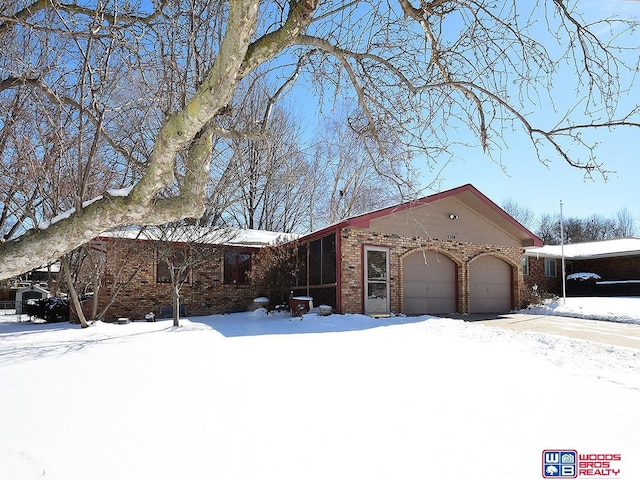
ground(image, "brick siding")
xmin=523 ymin=257 xmax=561 ymax=295
xmin=339 ymin=227 xmax=525 ymax=314
xmin=88 ymin=238 xmax=265 ymax=322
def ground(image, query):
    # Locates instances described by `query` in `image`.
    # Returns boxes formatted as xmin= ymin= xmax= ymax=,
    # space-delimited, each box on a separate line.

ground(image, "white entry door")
xmin=364 ymin=246 xmax=390 ymax=316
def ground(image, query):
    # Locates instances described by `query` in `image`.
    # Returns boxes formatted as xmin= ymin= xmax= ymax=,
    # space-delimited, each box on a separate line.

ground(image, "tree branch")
xmin=0 ymin=0 xmax=167 ymax=35
xmin=0 ymin=76 xmax=139 ymax=166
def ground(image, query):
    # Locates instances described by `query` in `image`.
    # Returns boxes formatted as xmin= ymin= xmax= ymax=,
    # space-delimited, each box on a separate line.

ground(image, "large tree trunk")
xmin=172 ymin=286 xmax=180 ymax=328
xmin=62 ymin=257 xmax=89 ymax=328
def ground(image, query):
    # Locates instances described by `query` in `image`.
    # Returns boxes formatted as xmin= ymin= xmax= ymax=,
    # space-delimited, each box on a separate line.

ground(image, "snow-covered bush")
xmin=521 ymin=284 xmax=557 ymax=308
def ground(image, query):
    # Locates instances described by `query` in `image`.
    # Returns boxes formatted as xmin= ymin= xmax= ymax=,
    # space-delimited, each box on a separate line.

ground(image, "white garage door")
xmin=469 ymin=256 xmax=512 ymax=313
xmin=403 ymin=251 xmax=456 ymax=315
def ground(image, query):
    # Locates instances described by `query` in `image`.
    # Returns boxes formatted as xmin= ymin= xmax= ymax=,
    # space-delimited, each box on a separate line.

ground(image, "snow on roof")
xmin=219 ymin=229 xmax=298 ymax=247
xmin=100 ymin=227 xmax=296 ymax=248
xmin=525 ymin=238 xmax=640 ymax=259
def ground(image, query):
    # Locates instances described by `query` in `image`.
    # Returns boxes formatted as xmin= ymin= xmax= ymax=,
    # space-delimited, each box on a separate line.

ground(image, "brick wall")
xmin=523 ymin=257 xmax=561 ymax=295
xmin=89 ymin=238 xmax=265 ymax=321
xmin=339 ymin=227 xmax=525 ymax=314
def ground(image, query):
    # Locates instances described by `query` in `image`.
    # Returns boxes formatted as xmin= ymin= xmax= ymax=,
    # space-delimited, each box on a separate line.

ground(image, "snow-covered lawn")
xmin=519 ymin=295 xmax=640 ymax=324
xmin=1 ymin=298 xmax=638 ymax=480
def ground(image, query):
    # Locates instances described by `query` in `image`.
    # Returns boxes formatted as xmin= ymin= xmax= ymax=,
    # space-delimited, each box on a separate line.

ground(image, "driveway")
xmin=443 ymin=313 xmax=640 ymax=349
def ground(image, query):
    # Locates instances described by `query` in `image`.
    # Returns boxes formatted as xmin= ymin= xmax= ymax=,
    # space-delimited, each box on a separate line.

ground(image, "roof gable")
xmin=343 ymin=184 xmax=542 ymax=247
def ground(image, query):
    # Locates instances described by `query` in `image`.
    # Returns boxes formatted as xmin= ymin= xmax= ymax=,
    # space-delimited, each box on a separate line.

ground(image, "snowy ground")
xmin=518 ymin=296 xmax=640 ymax=324
xmin=1 ymin=298 xmax=638 ymax=480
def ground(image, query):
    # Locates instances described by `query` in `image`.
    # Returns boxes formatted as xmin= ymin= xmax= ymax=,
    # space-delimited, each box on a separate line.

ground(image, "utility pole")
xmin=560 ymin=200 xmax=566 ymax=304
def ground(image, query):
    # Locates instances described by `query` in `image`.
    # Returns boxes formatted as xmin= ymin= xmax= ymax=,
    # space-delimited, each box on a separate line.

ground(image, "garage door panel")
xmin=427 ymin=283 xmax=456 ymax=297
xmin=470 ymin=256 xmax=511 ymax=313
xmin=403 ymin=282 xmax=427 ymax=297
xmin=403 ymin=251 xmax=456 ymax=315
xmin=404 ymin=263 xmax=452 ymax=280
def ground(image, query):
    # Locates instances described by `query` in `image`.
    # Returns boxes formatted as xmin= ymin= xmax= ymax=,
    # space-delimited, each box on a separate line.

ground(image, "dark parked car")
xmin=23 ymin=297 xmax=70 ymax=323
xmin=566 ymin=272 xmax=601 ymax=297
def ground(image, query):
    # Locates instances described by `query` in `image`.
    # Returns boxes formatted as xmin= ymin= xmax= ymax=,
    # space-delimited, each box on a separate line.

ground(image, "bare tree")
xmin=535 ymin=210 xmax=632 ymax=245
xmin=93 ymin=236 xmax=146 ymax=321
xmin=247 ymin=236 xmax=303 ymax=306
xmin=501 ymin=198 xmax=537 ymax=233
xmin=582 ymin=214 xmax=616 ymax=241
xmin=150 ymin=222 xmax=233 ymax=327
xmin=311 ymin=104 xmax=415 ymax=227
xmin=215 ymin=74 xmax=311 ymax=232
xmin=536 ymin=213 xmax=561 ymax=245
xmin=60 ymin=251 xmax=90 ymax=328
xmin=0 ymin=0 xmax=639 ymax=280
xmin=79 ymin=231 xmax=152 ymax=323
xmin=613 ymin=207 xmax=637 ymax=238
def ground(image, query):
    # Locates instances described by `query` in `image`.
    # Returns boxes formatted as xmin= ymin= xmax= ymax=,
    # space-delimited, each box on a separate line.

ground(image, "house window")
xmin=544 ymin=258 xmax=556 ymax=277
xmin=321 ymin=234 xmax=337 ymax=284
xmin=224 ymin=252 xmax=251 ymax=284
xmin=521 ymin=256 xmax=529 ymax=276
xmin=291 ymin=232 xmax=337 ymax=309
xmin=309 ymin=238 xmax=322 ymax=285
xmin=157 ymin=247 xmax=189 ymax=284
xmin=295 ymin=232 xmax=337 ymax=288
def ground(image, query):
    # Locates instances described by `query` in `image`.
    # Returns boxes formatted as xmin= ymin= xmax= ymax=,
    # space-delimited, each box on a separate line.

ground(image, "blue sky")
xmin=371 ymin=1 xmax=640 ymax=222
xmin=416 ymin=0 xmax=640 ymax=221
xmin=428 ymin=126 xmax=638 ymax=221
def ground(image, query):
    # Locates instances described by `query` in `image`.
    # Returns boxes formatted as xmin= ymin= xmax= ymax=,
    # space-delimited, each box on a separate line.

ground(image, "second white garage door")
xmin=403 ymin=250 xmax=457 ymax=315
xmin=469 ymin=256 xmax=512 ymax=313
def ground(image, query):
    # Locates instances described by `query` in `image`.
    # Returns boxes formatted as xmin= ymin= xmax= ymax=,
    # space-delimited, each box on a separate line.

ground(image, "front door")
xmin=364 ymin=246 xmax=390 ymax=316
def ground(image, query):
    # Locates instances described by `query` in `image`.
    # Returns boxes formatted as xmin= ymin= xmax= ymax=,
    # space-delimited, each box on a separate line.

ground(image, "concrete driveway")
xmin=442 ymin=313 xmax=640 ymax=349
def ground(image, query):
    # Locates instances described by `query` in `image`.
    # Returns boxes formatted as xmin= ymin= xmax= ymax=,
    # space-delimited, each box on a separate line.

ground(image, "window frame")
xmin=223 ymin=250 xmax=252 ymax=285
xmin=543 ymin=258 xmax=557 ymax=277
xmin=156 ymin=245 xmax=191 ymax=284
xmin=521 ymin=256 xmax=529 ymax=276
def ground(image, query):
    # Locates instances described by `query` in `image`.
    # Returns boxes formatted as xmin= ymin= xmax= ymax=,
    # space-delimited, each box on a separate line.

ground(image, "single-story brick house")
xmin=85 ymin=184 xmax=541 ymax=320
xmin=523 ymin=238 xmax=640 ymax=296
xmin=289 ymin=184 xmax=542 ymax=316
